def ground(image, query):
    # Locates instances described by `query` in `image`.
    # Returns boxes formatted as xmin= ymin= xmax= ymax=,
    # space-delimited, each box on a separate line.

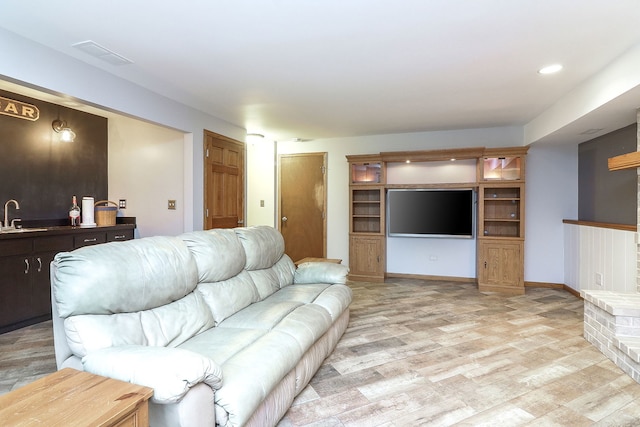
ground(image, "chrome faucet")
xmin=3 ymin=199 xmax=20 ymax=230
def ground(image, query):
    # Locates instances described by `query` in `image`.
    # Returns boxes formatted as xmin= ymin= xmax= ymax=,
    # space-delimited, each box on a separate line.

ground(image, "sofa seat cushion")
xmin=178 ymin=327 xmax=267 ymax=365
xmin=181 ymin=305 xmax=335 ymax=427
xmin=214 ymin=328 xmax=305 ymax=427
xmin=265 ymin=283 xmax=333 ymax=303
xmin=64 ymin=291 xmax=215 ymax=357
xmin=308 ymin=284 xmax=353 ymax=321
xmin=217 ymin=300 xmax=302 ymax=330
xmin=180 ymin=303 xmax=332 ymax=367
xmin=264 ymin=283 xmax=353 ymax=321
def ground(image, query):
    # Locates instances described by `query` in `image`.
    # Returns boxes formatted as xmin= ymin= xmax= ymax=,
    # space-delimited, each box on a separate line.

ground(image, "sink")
xmin=0 ymin=227 xmax=48 ymax=234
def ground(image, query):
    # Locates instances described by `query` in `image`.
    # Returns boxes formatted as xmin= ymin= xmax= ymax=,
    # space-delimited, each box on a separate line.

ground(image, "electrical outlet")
xmin=119 ymin=199 xmax=126 ymax=209
xmin=168 ymin=200 xmax=176 ymax=210
xmin=595 ymin=272 xmax=603 ymax=287
xmin=429 ymin=255 xmax=438 ymax=261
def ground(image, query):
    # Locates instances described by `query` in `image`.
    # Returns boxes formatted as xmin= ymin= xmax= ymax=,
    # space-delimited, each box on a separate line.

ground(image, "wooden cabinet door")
xmin=478 ymin=240 xmax=523 ymax=293
xmin=349 ymin=236 xmax=384 ymax=282
xmin=0 ymin=255 xmax=32 ymax=328
xmin=30 ymin=251 xmax=58 ymax=318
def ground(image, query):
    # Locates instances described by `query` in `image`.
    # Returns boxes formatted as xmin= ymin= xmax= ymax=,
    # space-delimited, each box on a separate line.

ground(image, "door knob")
xmin=282 ymin=216 xmax=288 ymax=222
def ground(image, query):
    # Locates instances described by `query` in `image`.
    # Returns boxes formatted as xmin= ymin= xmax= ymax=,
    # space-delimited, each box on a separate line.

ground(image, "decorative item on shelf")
xmin=94 ymin=200 xmax=118 ymax=226
xmin=80 ymin=197 xmax=96 ymax=228
xmin=52 ymin=119 xmax=76 ymax=142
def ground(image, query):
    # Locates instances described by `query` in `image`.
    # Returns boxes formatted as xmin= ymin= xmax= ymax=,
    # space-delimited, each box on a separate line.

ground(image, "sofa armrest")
xmin=294 ymin=262 xmax=349 ymax=285
xmin=82 ymin=345 xmax=223 ymax=404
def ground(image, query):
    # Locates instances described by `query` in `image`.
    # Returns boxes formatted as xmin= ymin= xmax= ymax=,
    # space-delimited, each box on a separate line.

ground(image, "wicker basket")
xmin=94 ymin=200 xmax=118 ymax=226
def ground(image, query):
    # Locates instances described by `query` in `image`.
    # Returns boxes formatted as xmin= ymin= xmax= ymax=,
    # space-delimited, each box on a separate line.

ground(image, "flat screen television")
xmin=387 ymin=188 xmax=475 ymax=238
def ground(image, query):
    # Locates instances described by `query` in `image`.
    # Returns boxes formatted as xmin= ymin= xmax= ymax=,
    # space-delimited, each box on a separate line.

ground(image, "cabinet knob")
xmin=84 ymin=238 xmax=97 ymax=243
xmin=484 ymin=261 xmax=487 ymax=269
xmin=36 ymin=257 xmax=42 ymax=273
xmin=24 ymin=258 xmax=29 ymax=274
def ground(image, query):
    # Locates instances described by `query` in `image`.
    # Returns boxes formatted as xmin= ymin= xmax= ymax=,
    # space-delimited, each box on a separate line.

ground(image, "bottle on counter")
xmin=69 ymin=195 xmax=81 ymax=227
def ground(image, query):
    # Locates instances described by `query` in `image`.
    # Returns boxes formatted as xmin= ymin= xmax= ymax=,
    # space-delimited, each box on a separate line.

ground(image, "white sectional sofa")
xmin=50 ymin=226 xmax=351 ymax=427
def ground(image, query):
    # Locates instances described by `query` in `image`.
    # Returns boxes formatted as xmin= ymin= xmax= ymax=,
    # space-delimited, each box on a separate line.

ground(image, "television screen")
xmin=387 ymin=188 xmax=475 ymax=238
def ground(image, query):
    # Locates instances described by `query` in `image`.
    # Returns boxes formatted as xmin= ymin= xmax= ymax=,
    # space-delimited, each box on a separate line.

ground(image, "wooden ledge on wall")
xmin=608 ymin=151 xmax=640 ymax=171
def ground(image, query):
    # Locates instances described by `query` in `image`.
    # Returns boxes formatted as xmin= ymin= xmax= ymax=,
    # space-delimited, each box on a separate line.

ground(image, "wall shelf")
xmin=608 ymin=151 xmax=640 ymax=171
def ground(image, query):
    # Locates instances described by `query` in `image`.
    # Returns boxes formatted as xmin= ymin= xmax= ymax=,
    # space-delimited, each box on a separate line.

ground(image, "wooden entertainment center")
xmin=347 ymin=146 xmax=528 ymax=294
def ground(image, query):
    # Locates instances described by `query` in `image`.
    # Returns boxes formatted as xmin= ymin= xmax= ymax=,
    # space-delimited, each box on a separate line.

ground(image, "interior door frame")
xmin=277 ymin=152 xmax=328 ymax=258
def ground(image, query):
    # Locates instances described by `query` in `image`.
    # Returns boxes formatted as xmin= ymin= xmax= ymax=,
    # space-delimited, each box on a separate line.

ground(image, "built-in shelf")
xmin=346 ymin=146 xmax=528 ymax=291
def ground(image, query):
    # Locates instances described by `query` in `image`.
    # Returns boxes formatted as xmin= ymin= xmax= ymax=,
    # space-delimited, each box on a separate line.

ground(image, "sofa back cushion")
xmin=234 ymin=226 xmax=285 ymax=270
xmin=180 ymin=229 xmax=246 ymax=282
xmin=52 ymin=236 xmax=199 ymax=317
xmin=247 ymin=255 xmax=297 ymax=299
xmin=64 ymin=292 xmax=215 ymax=357
xmin=52 ymin=236 xmax=213 ymax=357
xmin=197 ymin=270 xmax=260 ymax=325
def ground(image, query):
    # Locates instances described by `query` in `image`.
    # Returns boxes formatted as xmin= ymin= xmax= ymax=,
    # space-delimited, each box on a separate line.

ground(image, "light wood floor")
xmin=3 ymin=278 xmax=640 ymax=426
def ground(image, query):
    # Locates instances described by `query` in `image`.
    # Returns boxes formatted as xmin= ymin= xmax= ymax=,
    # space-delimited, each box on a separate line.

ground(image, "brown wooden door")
xmin=279 ymin=153 xmax=327 ymax=263
xmin=204 ymin=130 xmax=245 ymax=229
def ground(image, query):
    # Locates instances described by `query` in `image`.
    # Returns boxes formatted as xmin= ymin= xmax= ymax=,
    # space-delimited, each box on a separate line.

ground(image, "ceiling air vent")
xmin=72 ymin=40 xmax=133 ymax=66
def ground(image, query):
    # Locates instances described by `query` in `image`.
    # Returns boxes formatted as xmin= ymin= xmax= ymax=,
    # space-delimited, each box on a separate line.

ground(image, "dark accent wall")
xmin=0 ymin=90 xmax=107 ymax=222
xmin=578 ymin=124 xmax=637 ymax=224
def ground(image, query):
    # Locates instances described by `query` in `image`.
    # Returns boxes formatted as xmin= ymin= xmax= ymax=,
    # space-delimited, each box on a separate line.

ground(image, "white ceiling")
xmin=2 ymin=0 xmax=640 ymax=142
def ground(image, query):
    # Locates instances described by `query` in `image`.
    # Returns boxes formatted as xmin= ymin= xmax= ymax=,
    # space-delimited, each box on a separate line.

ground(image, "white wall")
xmin=524 ymin=142 xmax=579 ymax=283
xmin=108 ymin=115 xmax=186 ymax=237
xmin=246 ymin=139 xmax=277 ymax=227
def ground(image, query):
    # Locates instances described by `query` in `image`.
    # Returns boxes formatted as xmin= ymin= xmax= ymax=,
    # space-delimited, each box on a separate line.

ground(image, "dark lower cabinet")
xmin=0 ymin=225 xmax=135 ymax=334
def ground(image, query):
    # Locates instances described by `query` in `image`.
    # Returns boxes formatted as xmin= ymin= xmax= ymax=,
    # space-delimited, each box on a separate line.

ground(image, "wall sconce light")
xmin=52 ymin=119 xmax=76 ymax=142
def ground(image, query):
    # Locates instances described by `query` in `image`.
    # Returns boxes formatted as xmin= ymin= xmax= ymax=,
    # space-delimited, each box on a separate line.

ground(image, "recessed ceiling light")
xmin=538 ymin=64 xmax=563 ymax=75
